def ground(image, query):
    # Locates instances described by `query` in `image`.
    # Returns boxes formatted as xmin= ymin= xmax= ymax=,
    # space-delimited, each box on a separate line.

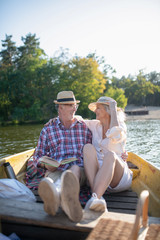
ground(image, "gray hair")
xmin=102 ymin=104 xmax=126 ymax=122
xmin=103 ymin=104 xmax=111 ymax=115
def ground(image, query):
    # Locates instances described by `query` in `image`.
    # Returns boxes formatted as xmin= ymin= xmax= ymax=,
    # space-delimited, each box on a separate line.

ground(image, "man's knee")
xmin=70 ymin=164 xmax=80 ymax=172
xmin=70 ymin=165 xmax=81 ymax=179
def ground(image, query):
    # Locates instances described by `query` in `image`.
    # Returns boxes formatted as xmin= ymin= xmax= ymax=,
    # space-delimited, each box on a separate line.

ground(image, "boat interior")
xmin=0 ymin=149 xmax=160 ymax=239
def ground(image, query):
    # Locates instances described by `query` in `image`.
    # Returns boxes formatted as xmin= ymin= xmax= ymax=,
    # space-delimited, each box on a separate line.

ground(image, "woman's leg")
xmin=93 ymin=151 xmax=125 ymax=198
xmin=83 ymin=144 xmax=99 ymax=191
xmin=109 ymin=154 xmax=125 ymax=188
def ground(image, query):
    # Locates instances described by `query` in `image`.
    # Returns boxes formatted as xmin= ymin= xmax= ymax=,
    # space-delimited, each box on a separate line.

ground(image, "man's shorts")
xmin=45 ymin=167 xmax=87 ymax=187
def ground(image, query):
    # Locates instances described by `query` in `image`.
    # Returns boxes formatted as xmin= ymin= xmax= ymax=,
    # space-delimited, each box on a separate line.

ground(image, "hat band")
xmin=57 ymin=98 xmax=75 ymax=102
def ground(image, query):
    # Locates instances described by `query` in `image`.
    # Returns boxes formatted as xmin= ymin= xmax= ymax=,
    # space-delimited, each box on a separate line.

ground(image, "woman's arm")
xmin=44 ymin=118 xmax=56 ymax=126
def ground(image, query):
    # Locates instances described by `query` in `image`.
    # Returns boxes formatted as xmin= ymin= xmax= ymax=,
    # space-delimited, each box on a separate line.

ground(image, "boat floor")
xmin=34 ymin=187 xmax=139 ymax=214
xmin=1 ymin=189 xmax=160 ymax=240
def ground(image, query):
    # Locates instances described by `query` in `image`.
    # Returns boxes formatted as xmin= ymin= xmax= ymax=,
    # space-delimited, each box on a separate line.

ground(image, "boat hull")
xmin=128 ymin=152 xmax=160 ymax=217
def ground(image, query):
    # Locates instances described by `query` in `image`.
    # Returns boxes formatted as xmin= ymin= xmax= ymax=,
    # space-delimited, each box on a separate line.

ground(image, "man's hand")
xmin=45 ymin=164 xmax=57 ymax=172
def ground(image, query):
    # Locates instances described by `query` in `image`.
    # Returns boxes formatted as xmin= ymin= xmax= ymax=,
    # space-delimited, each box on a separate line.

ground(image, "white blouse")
xmin=76 ymin=115 xmax=127 ymax=166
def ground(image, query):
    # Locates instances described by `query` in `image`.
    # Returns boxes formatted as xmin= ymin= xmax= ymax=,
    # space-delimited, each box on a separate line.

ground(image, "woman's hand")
xmin=121 ymin=151 xmax=128 ymax=162
xmin=45 ymin=118 xmax=56 ymax=127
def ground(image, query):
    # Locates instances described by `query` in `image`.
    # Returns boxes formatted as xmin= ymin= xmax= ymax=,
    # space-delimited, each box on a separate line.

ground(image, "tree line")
xmin=0 ymin=33 xmax=159 ymax=123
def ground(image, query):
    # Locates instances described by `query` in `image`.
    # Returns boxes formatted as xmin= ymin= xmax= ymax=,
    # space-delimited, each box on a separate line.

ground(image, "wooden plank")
xmin=32 ymin=188 xmax=138 ymax=214
xmin=0 ymin=198 xmax=159 ymax=225
xmin=107 ymin=202 xmax=137 ymax=210
xmin=106 ymin=196 xmax=138 ymax=203
xmin=108 ymin=208 xmax=136 ymax=214
xmin=104 ymin=189 xmax=138 ymax=214
xmin=105 ymin=190 xmax=138 ymax=197
xmin=0 ymin=198 xmax=159 ymax=240
xmin=0 ymin=198 xmax=113 ymax=232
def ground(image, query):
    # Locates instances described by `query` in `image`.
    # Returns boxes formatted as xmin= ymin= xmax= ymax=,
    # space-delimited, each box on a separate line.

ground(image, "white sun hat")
xmin=88 ymin=96 xmax=115 ymax=112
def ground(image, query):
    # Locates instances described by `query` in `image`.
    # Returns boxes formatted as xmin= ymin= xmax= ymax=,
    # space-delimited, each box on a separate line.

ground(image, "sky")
xmin=0 ymin=0 xmax=160 ymax=78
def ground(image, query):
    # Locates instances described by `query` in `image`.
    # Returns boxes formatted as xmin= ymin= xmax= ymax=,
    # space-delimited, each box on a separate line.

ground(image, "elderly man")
xmin=26 ymin=91 xmax=92 ymax=222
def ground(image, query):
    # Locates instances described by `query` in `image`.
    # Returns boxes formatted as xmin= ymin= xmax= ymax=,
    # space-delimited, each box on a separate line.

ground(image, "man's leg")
xmin=61 ymin=165 xmax=83 ymax=222
xmin=38 ymin=170 xmax=61 ymax=216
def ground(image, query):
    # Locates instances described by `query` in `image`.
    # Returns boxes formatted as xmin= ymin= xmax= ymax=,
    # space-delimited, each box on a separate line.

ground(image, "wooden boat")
xmin=0 ymin=150 xmax=160 ymax=239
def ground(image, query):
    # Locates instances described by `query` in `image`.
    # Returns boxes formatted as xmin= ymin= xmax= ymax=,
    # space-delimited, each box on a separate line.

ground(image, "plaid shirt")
xmin=26 ymin=117 xmax=92 ymax=189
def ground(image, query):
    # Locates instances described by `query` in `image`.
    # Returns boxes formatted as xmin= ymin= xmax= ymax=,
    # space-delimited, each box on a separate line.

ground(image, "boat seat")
xmin=86 ymin=190 xmax=160 ymax=240
xmin=145 ymin=224 xmax=160 ymax=239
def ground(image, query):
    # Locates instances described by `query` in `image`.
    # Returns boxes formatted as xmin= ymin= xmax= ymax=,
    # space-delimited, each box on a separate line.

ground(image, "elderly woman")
xmin=82 ymin=96 xmax=133 ymax=212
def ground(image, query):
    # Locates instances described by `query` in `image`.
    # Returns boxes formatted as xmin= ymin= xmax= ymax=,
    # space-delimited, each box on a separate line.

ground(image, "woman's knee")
xmin=103 ymin=151 xmax=116 ymax=164
xmin=83 ymin=143 xmax=95 ymax=154
xmin=83 ymin=143 xmax=97 ymax=157
xmin=83 ymin=144 xmax=97 ymax=164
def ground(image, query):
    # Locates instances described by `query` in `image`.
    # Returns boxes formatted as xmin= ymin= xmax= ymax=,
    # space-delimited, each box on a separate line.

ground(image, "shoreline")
xmin=125 ymin=105 xmax=160 ymax=121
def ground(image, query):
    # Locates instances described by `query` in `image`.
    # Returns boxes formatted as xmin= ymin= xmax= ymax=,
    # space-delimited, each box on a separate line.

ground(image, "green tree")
xmin=55 ymin=56 xmax=107 ymax=117
xmin=130 ymin=71 xmax=157 ymax=105
xmin=0 ymin=35 xmax=18 ymax=120
xmin=0 ymin=34 xmax=17 ymax=67
xmin=112 ymin=71 xmax=160 ymax=106
xmin=104 ymin=86 xmax=127 ymax=109
xmin=12 ymin=33 xmax=47 ymax=121
xmin=146 ymin=71 xmax=160 ymax=86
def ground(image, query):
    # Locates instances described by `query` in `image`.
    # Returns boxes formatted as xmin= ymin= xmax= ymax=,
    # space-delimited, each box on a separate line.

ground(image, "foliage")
xmin=55 ymin=56 xmax=106 ymax=117
xmin=0 ymin=35 xmax=17 ymax=67
xmin=110 ymin=70 xmax=160 ymax=106
xmin=104 ymin=87 xmax=127 ymax=109
xmin=0 ymin=33 xmax=160 ymax=123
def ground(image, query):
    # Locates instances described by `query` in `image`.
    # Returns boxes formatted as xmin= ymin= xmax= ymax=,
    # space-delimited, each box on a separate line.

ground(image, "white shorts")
xmin=107 ymin=162 xmax=133 ymax=192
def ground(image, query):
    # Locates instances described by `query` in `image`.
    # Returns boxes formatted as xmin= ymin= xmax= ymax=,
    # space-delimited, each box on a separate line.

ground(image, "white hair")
xmin=103 ymin=104 xmax=126 ymax=122
xmin=117 ymin=108 xmax=126 ymax=122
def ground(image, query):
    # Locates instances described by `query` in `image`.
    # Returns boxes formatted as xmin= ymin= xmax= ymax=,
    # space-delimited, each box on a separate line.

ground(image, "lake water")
xmin=0 ymin=120 xmax=160 ymax=169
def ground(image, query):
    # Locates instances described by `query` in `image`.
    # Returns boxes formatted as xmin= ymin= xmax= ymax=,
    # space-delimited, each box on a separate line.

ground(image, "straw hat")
xmin=54 ymin=91 xmax=80 ymax=104
xmin=88 ymin=96 xmax=115 ymax=112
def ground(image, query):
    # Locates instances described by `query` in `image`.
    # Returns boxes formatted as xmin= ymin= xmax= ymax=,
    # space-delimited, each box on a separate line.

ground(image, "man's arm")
xmin=34 ymin=128 xmax=58 ymax=172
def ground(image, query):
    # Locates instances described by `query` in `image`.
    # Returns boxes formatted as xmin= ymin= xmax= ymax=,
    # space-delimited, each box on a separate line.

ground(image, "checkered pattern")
xmin=26 ymin=117 xmax=92 ymax=189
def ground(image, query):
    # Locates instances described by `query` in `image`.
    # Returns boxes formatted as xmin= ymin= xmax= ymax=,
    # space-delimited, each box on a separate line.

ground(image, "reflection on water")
xmin=0 ymin=120 xmax=160 ymax=169
xmin=0 ymin=124 xmax=43 ymax=158
xmin=126 ymin=120 xmax=160 ymax=169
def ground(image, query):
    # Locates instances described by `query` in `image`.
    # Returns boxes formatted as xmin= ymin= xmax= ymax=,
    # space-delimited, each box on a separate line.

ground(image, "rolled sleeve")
xmin=106 ymin=126 xmax=126 ymax=143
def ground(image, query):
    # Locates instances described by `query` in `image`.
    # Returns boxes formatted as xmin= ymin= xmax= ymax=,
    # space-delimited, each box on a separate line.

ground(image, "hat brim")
xmin=54 ymin=100 xmax=80 ymax=104
xmin=88 ymin=102 xmax=109 ymax=112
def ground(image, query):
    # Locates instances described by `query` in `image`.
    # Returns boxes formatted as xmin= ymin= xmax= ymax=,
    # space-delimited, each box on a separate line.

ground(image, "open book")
xmin=39 ymin=156 xmax=78 ymax=168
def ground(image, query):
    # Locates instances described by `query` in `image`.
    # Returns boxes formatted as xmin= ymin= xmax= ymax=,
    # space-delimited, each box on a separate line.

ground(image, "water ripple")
xmin=0 ymin=120 xmax=160 ymax=169
xmin=126 ymin=120 xmax=160 ymax=169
